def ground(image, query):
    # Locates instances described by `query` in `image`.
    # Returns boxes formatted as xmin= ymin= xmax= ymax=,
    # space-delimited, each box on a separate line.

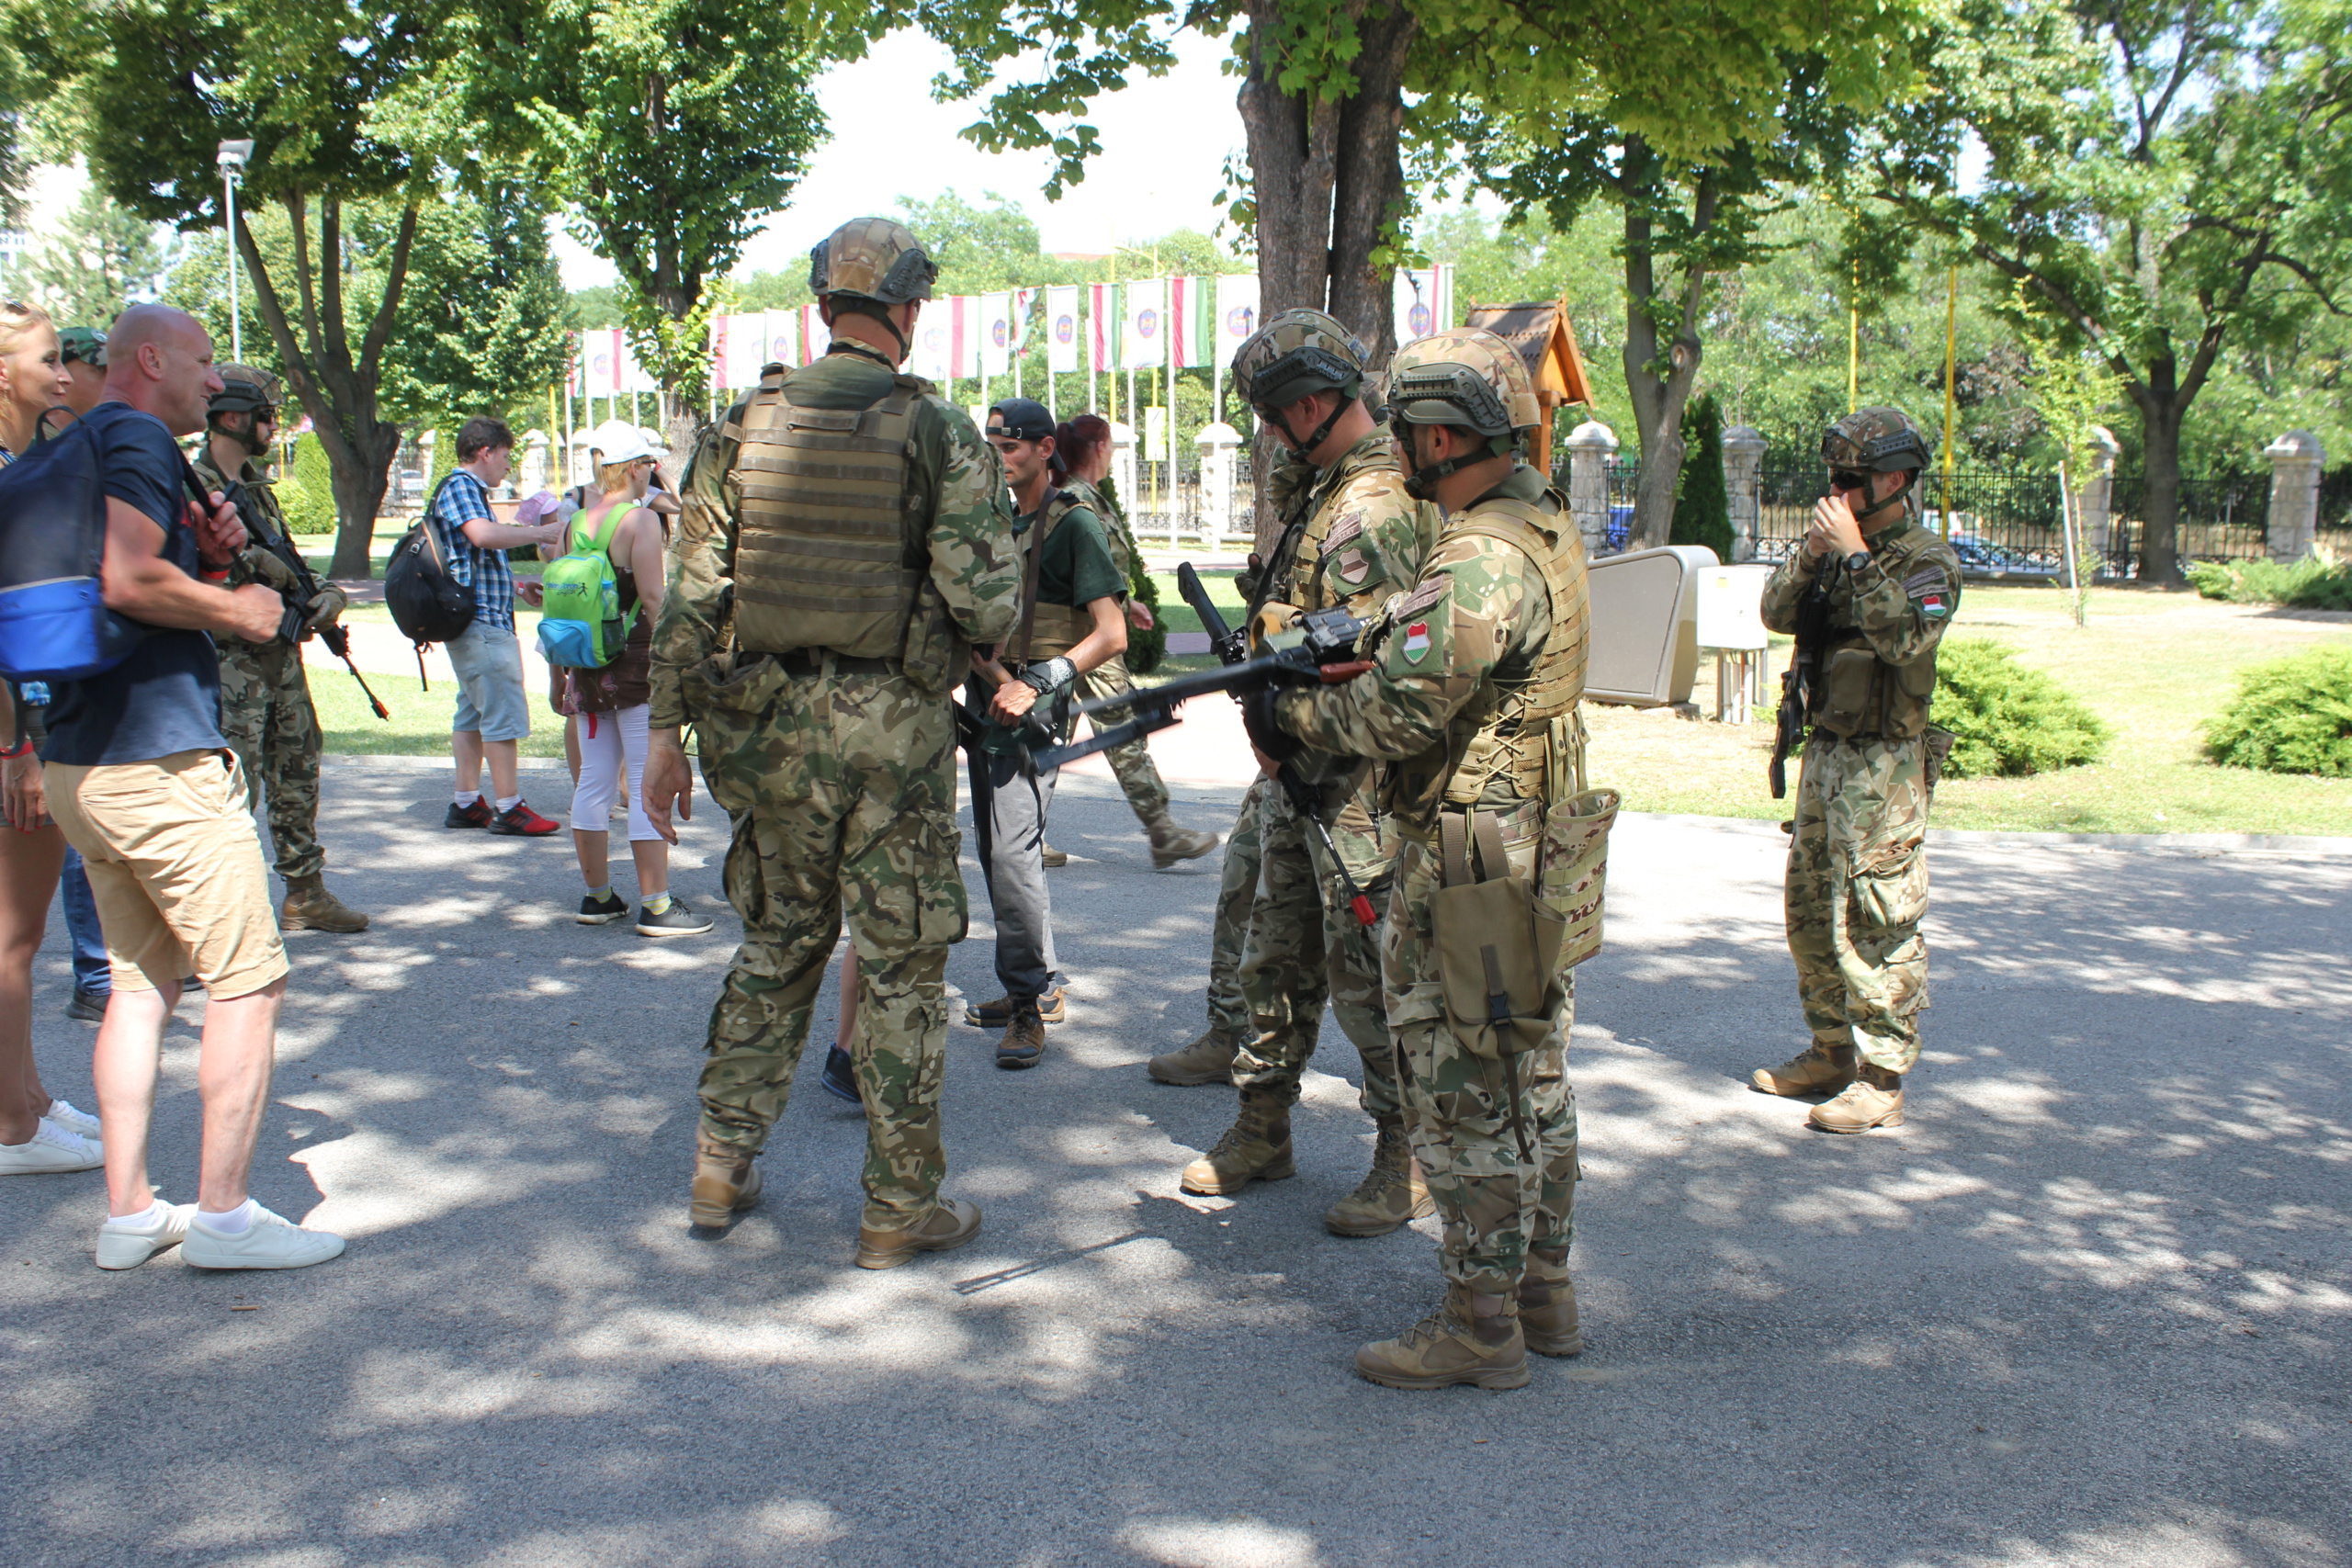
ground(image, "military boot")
xmin=1147 ymin=1026 xmax=1240 ymax=1086
xmin=1323 ymin=1120 xmax=1435 ymax=1237
xmin=1179 ymin=1089 xmax=1294 ymax=1194
xmin=1041 ymin=842 xmax=1069 ymax=869
xmin=1810 ymin=1064 xmax=1905 ymax=1134
xmin=279 ymin=875 xmax=369 ymax=934
xmin=855 ymin=1197 xmax=984 ymax=1269
xmin=1147 ymin=815 xmax=1220 ymax=870
xmin=688 ymin=1134 xmax=763 ymax=1230
xmin=1518 ymin=1244 xmax=1584 ymax=1357
xmin=1354 ymin=1283 xmax=1529 ymax=1391
xmin=1749 ymin=1043 xmax=1855 ymax=1098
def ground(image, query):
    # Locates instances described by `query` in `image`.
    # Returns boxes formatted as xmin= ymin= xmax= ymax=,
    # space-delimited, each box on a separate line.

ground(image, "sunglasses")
xmin=1829 ymin=469 xmax=1871 ymax=491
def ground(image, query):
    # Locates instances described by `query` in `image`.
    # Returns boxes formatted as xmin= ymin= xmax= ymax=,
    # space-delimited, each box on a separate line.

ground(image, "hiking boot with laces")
xmin=279 ymin=874 xmax=369 ymax=933
xmin=1355 ymin=1283 xmax=1529 ymax=1391
xmin=855 ymin=1197 xmax=983 ymax=1269
xmin=1148 ymin=818 xmax=1220 ymax=870
xmin=1324 ymin=1120 xmax=1435 ymax=1236
xmin=1810 ymin=1065 xmax=1905 ymax=1133
xmin=1147 ymin=1026 xmax=1240 ymax=1086
xmin=1518 ymin=1244 xmax=1584 ymax=1357
xmin=1749 ymin=1043 xmax=1856 ymax=1098
xmin=997 ymin=1006 xmax=1047 ymax=1070
xmin=1179 ymin=1089 xmax=1293 ymax=1195
xmin=688 ymin=1134 xmax=763 ymax=1230
xmin=966 ymin=987 xmax=1066 ymax=1027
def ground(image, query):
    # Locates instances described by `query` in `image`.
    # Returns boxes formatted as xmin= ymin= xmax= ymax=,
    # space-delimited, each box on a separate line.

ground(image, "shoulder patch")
xmin=1320 ymin=512 xmax=1366 ymax=553
xmin=1395 ymin=574 xmax=1449 ymax=620
xmin=1904 ymin=565 xmax=1948 ymax=594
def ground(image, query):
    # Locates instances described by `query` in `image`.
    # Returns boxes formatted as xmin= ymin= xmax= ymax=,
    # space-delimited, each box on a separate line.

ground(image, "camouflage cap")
xmin=59 ymin=326 xmax=106 ymax=367
xmin=209 ymin=363 xmax=283 ymax=417
xmin=1387 ymin=328 xmax=1541 ymax=440
xmin=1823 ymin=406 xmax=1932 ymax=472
xmin=808 ymin=217 xmax=937 ymax=305
xmin=1230 ymin=309 xmax=1368 ymax=412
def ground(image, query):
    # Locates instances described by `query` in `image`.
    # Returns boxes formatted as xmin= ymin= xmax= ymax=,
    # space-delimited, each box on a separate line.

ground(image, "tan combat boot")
xmin=1323 ymin=1121 xmax=1435 ymax=1236
xmin=1749 ymin=1043 xmax=1855 ymax=1098
xmin=689 ymin=1134 xmax=763 ymax=1229
xmin=1810 ymin=1064 xmax=1905 ymax=1133
xmin=1147 ymin=1026 xmax=1240 ymax=1086
xmin=1354 ymin=1283 xmax=1530 ymax=1391
xmin=1179 ymin=1089 xmax=1294 ymax=1194
xmin=280 ymin=874 xmax=369 ymax=933
xmin=1147 ymin=816 xmax=1220 ymax=870
xmin=855 ymin=1197 xmax=983 ymax=1269
xmin=1518 ymin=1244 xmax=1584 ymax=1357
xmin=1041 ymin=842 xmax=1069 ymax=869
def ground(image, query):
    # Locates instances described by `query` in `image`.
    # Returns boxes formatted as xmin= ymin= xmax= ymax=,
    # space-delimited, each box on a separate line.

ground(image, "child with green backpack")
xmin=545 ymin=421 xmax=712 ymax=939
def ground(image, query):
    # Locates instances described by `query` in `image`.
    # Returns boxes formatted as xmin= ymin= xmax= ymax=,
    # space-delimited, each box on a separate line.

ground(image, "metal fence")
xmin=1122 ymin=456 xmax=1258 ymax=550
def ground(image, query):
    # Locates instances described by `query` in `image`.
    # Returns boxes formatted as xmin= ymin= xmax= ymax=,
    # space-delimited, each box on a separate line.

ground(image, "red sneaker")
xmin=444 ymin=798 xmax=494 ymax=829
xmin=490 ymin=799 xmax=561 ymax=837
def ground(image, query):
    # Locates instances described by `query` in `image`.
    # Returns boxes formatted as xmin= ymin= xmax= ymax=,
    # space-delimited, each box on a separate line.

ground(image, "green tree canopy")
xmin=16 ymin=184 xmax=173 ymax=327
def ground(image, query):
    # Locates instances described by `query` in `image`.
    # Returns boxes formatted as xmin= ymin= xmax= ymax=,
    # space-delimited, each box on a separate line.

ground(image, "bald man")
xmin=40 ymin=304 xmax=349 ymax=1274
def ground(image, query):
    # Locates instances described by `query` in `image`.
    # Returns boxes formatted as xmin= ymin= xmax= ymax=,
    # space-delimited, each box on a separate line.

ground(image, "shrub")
xmin=2202 ymin=647 xmax=2352 ymax=776
xmin=1670 ymin=391 xmax=1736 ymax=563
xmin=275 ymin=435 xmax=338 ymax=536
xmin=1931 ymin=638 xmax=2111 ymax=778
xmin=2184 ymin=557 xmax=2352 ymax=612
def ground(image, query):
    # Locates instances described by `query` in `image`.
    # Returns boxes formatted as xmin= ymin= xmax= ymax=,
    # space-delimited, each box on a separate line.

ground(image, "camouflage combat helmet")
xmin=1822 ymin=406 xmax=1932 ymax=473
xmin=209 ymin=363 xmax=283 ymax=418
xmin=1232 ymin=309 xmax=1369 ymax=457
xmin=1387 ymin=328 xmax=1541 ymax=498
xmin=807 ymin=218 xmax=937 ymax=306
xmin=59 ymin=326 xmax=106 ymax=367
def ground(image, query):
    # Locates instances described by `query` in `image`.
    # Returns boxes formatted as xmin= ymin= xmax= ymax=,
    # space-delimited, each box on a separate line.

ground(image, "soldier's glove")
xmin=1241 ymin=686 xmax=1303 ymax=764
xmin=1017 ymin=655 xmax=1077 ymax=697
xmin=304 ymin=583 xmax=348 ymax=631
xmin=240 ymin=545 xmax=303 ymax=595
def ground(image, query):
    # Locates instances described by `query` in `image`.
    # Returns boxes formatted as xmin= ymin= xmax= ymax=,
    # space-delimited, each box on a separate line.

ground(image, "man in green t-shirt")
xmin=969 ymin=398 xmax=1128 ymax=1069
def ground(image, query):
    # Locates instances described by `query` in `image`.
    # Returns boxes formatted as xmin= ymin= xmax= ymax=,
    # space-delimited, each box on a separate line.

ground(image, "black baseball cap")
xmin=986 ymin=398 xmax=1054 ymax=444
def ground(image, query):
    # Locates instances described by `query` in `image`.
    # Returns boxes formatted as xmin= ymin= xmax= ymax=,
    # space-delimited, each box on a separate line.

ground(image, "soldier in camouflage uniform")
xmin=640 ymin=218 xmax=1023 ymax=1269
xmin=1267 ymin=328 xmax=1591 ymax=1389
xmin=1146 ymin=773 xmax=1264 ymax=1083
xmin=1165 ymin=310 xmax=1443 ymax=1239
xmin=1749 ymin=408 xmax=1962 ymax=1134
xmin=194 ymin=366 xmax=368 ymax=933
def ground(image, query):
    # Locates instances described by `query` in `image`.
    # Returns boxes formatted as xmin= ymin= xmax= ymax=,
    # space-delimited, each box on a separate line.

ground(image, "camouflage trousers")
xmin=1385 ymin=829 xmax=1579 ymax=1298
xmin=217 ymin=638 xmax=323 ymax=883
xmin=1076 ymin=655 xmax=1171 ymax=828
xmin=1202 ymin=780 xmax=1268 ymax=1037
xmin=1234 ymin=775 xmax=1402 ymax=1122
xmin=1787 ymin=733 xmax=1931 ymax=1076
xmin=693 ymin=665 xmax=967 ymax=1231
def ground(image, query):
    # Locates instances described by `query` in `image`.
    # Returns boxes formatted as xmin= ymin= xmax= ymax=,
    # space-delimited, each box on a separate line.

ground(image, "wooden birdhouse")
xmin=1462 ymin=297 xmax=1595 ymax=476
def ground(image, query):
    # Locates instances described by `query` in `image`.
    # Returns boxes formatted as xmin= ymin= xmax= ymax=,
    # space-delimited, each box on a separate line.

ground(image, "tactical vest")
xmin=1250 ymin=447 xmax=1377 ymax=649
xmin=726 ymin=366 xmax=926 ymax=660
xmin=1387 ymin=490 xmax=1590 ymax=829
xmin=1012 ymin=489 xmax=1093 ymax=663
xmin=1807 ymin=629 xmax=1937 ymax=740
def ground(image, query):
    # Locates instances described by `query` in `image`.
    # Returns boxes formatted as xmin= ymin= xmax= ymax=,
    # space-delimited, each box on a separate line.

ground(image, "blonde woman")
xmin=560 ymin=422 xmax=710 ymax=937
xmin=0 ymin=301 xmax=107 ymax=1175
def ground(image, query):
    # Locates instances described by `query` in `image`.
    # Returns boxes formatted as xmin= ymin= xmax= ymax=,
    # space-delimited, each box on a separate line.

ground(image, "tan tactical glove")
xmin=304 ymin=582 xmax=349 ymax=630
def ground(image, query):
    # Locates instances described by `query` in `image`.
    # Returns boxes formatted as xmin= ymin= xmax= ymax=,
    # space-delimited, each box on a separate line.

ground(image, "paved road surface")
xmin=6 ymin=767 xmax=2346 ymax=1567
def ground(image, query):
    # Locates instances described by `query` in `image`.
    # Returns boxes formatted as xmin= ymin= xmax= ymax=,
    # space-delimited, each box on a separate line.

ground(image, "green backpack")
xmin=535 ymin=505 xmax=638 ymax=669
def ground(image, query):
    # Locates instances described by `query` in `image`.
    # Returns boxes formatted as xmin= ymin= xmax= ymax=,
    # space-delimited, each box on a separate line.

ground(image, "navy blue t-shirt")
xmin=41 ymin=402 xmax=227 ymax=766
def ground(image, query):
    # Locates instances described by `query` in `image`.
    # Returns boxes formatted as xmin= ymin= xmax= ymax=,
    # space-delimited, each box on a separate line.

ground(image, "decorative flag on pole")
xmin=1167 ymin=276 xmax=1202 ymax=368
xmin=616 ymin=333 xmax=657 ymax=395
xmin=1011 ymin=288 xmax=1038 ymax=347
xmin=765 ymin=309 xmax=798 ymax=376
xmin=1391 ymin=265 xmax=1456 ymax=342
xmin=1088 ymin=283 xmax=1117 ymax=374
xmin=586 ymin=329 xmax=622 ymax=396
xmin=978 ymin=292 xmax=1012 ymax=377
xmin=1046 ymin=287 xmax=1080 ymax=374
xmin=717 ymin=313 xmax=775 ymax=389
xmin=1122 ymin=277 xmax=1167 ymax=370
xmin=1215 ymin=275 xmax=1261 ymax=357
xmin=798 ymin=304 xmax=830 ymax=366
xmin=910 ymin=306 xmax=950 ymax=383
xmin=946 ymin=295 xmax=978 ymax=381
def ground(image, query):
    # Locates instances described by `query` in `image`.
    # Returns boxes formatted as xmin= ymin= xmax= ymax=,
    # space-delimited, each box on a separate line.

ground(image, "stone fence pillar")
xmin=1566 ymin=420 xmax=1619 ymax=558
xmin=2266 ymin=430 xmax=2324 ymax=561
xmin=521 ymin=429 xmax=550 ymax=497
xmin=2073 ymin=425 xmax=2120 ymax=568
xmin=1721 ymin=424 xmax=1767 ymax=563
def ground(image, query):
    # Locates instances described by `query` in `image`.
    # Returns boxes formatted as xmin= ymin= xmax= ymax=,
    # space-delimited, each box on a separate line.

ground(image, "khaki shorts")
xmin=45 ymin=750 xmax=289 ymax=999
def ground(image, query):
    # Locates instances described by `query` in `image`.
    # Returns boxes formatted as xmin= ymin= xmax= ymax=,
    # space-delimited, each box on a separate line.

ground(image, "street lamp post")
xmin=216 ymin=140 xmax=254 ymax=362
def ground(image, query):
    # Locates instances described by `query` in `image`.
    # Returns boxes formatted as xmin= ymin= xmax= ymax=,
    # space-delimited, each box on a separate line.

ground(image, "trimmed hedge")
xmin=2185 ymin=557 xmax=2352 ymax=612
xmin=1932 ymin=638 xmax=2111 ymax=778
xmin=2202 ymin=647 xmax=2352 ymax=777
xmin=276 ymin=436 xmax=337 ymax=536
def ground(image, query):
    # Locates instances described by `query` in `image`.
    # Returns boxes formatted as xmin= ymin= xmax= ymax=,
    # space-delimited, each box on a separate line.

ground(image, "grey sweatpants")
xmin=970 ymin=739 xmax=1060 ymax=1004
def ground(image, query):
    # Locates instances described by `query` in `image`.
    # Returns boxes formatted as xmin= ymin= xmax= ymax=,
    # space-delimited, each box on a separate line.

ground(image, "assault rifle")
xmin=222 ymin=477 xmax=390 ymax=721
xmin=1768 ymin=556 xmax=1838 ymax=799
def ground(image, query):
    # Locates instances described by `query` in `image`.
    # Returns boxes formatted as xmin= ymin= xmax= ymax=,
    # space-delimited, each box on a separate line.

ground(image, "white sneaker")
xmin=45 ymin=1099 xmax=102 ymax=1140
xmin=96 ymin=1201 xmax=193 ymax=1270
xmin=181 ymin=1204 xmax=345 ymax=1270
xmin=0 ymin=1119 xmax=103 ymax=1174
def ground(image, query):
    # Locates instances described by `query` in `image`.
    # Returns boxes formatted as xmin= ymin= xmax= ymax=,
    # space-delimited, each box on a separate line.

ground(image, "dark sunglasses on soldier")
xmin=1828 ymin=469 xmax=1870 ymax=491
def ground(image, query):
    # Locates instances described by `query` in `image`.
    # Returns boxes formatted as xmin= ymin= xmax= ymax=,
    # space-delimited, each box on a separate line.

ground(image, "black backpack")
xmin=383 ymin=475 xmax=476 ymax=663
xmin=0 ymin=409 xmax=165 ymax=682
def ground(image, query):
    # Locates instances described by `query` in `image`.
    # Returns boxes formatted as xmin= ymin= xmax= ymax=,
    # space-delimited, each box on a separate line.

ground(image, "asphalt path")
xmin=5 ymin=763 xmax=2347 ymax=1567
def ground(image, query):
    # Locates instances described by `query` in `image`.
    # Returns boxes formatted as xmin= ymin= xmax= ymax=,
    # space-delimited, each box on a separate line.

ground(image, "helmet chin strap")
xmin=1852 ymin=470 xmax=1917 ymax=528
xmin=1400 ymin=424 xmax=1493 ymax=502
xmin=1272 ymin=393 xmax=1353 ymax=464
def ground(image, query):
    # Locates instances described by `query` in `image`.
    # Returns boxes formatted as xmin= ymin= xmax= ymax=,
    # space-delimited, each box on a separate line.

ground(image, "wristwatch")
xmin=1844 ymin=549 xmax=1873 ymax=573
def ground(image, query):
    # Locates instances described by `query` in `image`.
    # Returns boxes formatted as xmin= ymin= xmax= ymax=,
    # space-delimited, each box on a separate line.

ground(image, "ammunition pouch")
xmin=1433 ymin=809 xmax=1564 ymax=1062
xmin=1536 ymin=787 xmax=1620 ymax=972
xmin=1809 ymin=637 xmax=1937 ymax=741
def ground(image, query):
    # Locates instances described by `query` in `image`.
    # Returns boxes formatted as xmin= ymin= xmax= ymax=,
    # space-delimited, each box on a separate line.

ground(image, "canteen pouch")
xmin=1822 ymin=646 xmax=1878 ymax=735
xmin=1433 ymin=810 xmax=1565 ymax=1062
xmin=1536 ymin=787 xmax=1621 ymax=971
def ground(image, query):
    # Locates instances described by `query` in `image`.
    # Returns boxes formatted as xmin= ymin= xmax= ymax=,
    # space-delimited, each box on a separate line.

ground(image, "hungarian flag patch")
xmin=1918 ymin=591 xmax=1951 ymax=618
xmin=1401 ymin=621 xmax=1432 ymax=663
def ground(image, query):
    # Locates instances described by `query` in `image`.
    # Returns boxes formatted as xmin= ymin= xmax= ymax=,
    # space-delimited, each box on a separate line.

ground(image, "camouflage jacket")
xmin=1759 ymin=512 xmax=1962 ymax=671
xmin=1257 ymin=426 xmax=1440 ymax=631
xmin=192 ymin=446 xmax=298 ymax=649
xmin=650 ymin=341 xmax=1024 ymax=728
xmin=1274 ymin=464 xmax=1568 ymax=815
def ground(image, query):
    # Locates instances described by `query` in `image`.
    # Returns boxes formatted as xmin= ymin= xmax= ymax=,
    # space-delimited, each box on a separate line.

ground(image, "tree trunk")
xmin=2132 ymin=379 xmax=2186 ymax=587
xmin=1326 ymin=2 xmax=1415 ymax=372
xmin=1618 ymin=149 xmax=1712 ymax=552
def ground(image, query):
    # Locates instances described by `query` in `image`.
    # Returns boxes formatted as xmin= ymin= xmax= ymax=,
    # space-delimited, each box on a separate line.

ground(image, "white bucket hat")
xmin=587 ymin=417 xmax=668 ymax=467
